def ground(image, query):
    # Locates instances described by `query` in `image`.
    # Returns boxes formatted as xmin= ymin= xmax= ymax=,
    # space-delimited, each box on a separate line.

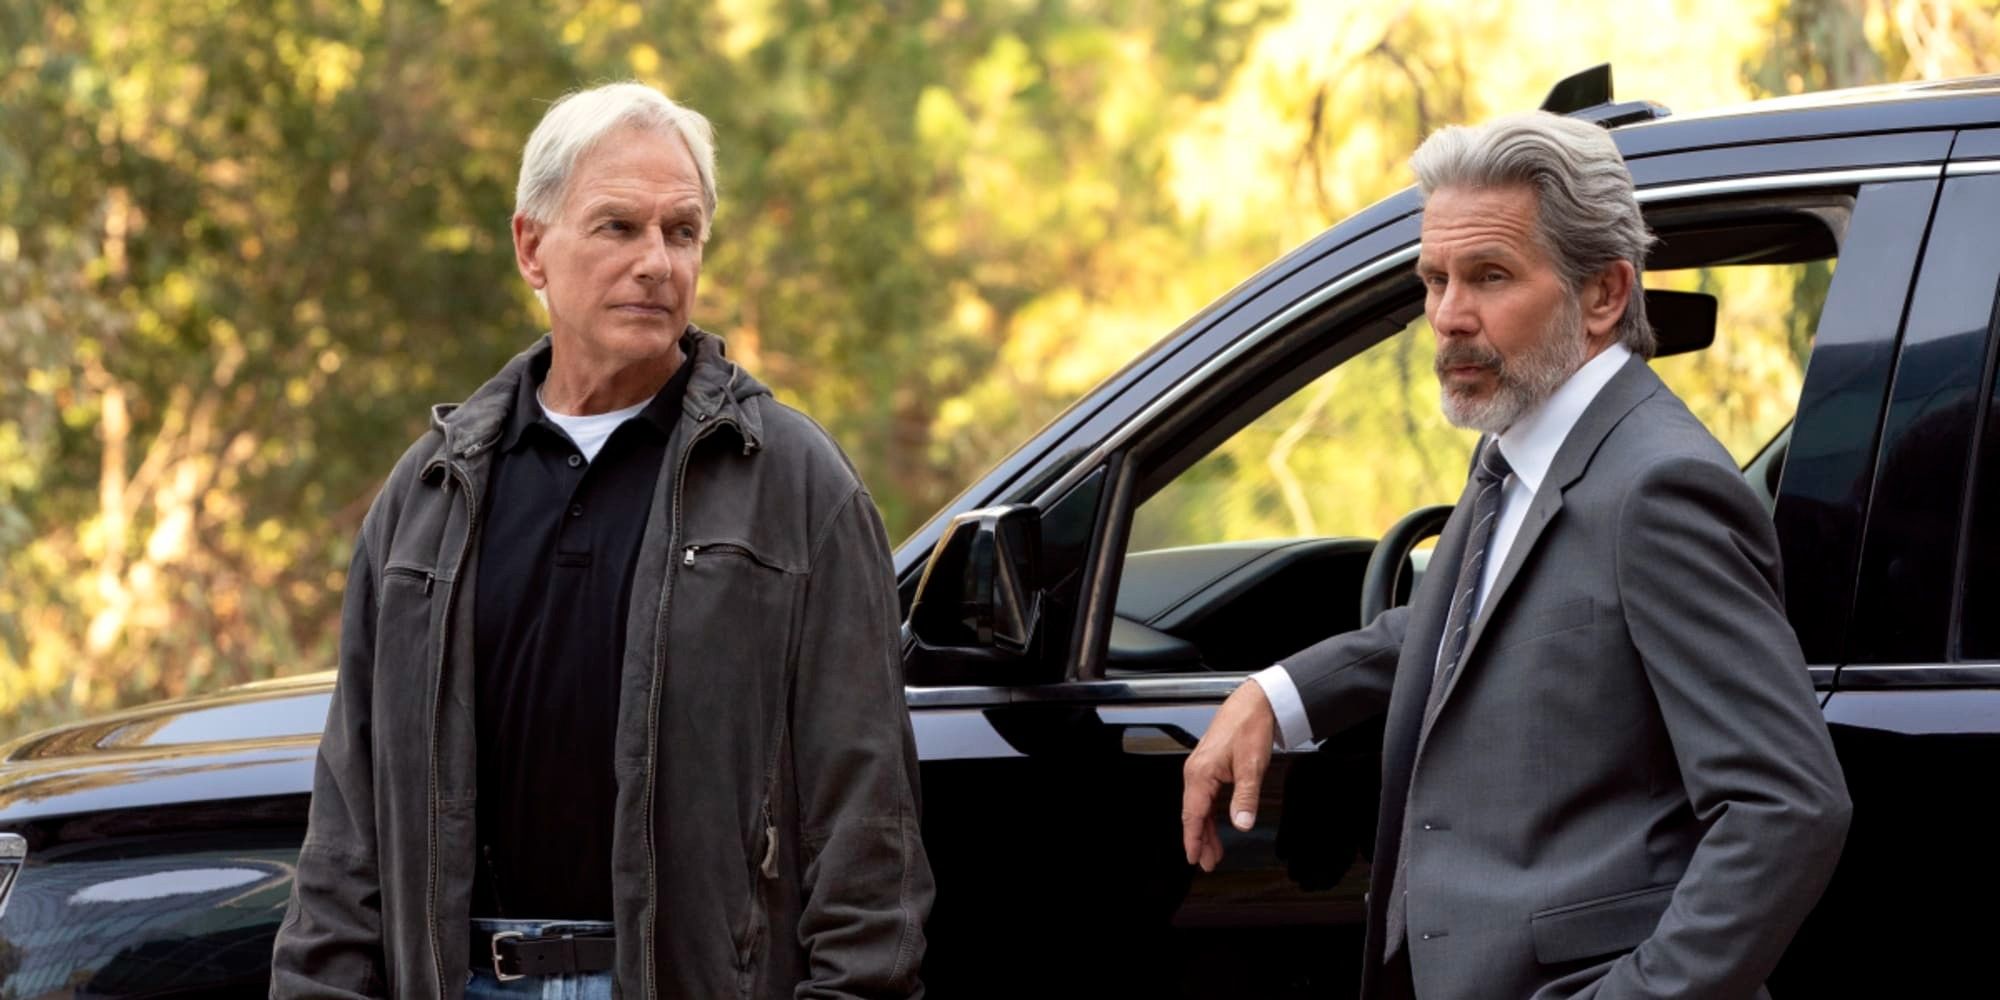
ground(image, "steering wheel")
xmin=1359 ymin=504 xmax=1455 ymax=627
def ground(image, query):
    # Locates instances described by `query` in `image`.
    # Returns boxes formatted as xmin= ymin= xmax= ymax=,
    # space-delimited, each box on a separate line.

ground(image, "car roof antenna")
xmin=1541 ymin=64 xmax=1672 ymax=128
xmin=1543 ymin=64 xmax=1615 ymax=113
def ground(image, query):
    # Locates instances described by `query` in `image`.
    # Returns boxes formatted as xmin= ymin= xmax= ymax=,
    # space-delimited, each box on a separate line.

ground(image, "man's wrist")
xmin=1249 ymin=665 xmax=1314 ymax=749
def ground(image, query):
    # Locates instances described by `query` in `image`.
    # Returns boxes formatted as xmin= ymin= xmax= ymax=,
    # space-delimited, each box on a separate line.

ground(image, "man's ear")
xmin=1582 ymin=259 xmax=1636 ymax=341
xmin=512 ymin=214 xmax=548 ymax=291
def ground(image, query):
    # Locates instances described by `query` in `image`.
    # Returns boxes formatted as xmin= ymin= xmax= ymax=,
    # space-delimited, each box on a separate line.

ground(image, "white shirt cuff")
xmin=1250 ymin=665 xmax=1315 ymax=750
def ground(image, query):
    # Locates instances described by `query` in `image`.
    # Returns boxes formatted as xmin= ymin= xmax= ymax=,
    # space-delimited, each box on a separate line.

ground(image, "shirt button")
xmin=1422 ymin=823 xmax=1434 ymax=830
xmin=567 ymin=454 xmax=583 ymax=468
xmin=568 ymin=504 xmax=584 ymax=518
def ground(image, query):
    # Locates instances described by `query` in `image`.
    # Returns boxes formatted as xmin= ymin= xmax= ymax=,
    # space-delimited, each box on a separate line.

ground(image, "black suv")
xmin=3 ymin=69 xmax=1999 ymax=998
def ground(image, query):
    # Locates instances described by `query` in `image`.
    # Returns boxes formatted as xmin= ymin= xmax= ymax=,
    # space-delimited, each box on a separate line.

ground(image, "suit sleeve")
xmin=270 ymin=540 xmax=389 ymax=999
xmin=790 ymin=487 xmax=935 ymax=999
xmin=1282 ymin=604 xmax=1409 ymax=741
xmin=1586 ymin=456 xmax=1851 ymax=1000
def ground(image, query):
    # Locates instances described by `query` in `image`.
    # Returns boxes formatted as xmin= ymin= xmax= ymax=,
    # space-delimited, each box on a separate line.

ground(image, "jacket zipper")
xmin=738 ymin=800 xmax=777 ymax=975
xmin=759 ymin=801 xmax=778 ymax=879
xmin=428 ymin=458 xmax=479 ymax=999
xmin=383 ymin=565 xmax=437 ymax=594
xmin=682 ymin=542 xmax=763 ymax=567
xmin=645 ymin=414 xmax=730 ymax=1000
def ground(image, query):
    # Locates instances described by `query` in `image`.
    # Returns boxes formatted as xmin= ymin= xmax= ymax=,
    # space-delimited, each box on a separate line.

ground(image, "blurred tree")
xmin=0 ymin=0 xmax=1282 ymax=735
xmin=2 ymin=0 xmax=1995 ymax=738
xmin=0 ymin=0 xmax=569 ymax=729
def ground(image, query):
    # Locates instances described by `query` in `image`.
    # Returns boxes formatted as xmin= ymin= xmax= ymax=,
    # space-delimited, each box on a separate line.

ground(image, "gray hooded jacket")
xmin=272 ymin=330 xmax=933 ymax=999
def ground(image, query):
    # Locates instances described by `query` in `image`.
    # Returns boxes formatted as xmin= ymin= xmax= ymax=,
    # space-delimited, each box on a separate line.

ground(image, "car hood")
xmin=0 ymin=672 xmax=333 ymax=826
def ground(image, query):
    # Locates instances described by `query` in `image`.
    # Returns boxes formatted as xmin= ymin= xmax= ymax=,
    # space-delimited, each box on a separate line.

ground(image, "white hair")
xmin=1411 ymin=111 xmax=1657 ymax=357
xmin=515 ymin=82 xmax=718 ymax=238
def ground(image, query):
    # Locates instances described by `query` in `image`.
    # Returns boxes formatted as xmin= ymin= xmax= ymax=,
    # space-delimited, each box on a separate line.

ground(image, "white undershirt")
xmin=1253 ymin=343 xmax=1634 ymax=749
xmin=538 ymin=386 xmax=648 ymax=462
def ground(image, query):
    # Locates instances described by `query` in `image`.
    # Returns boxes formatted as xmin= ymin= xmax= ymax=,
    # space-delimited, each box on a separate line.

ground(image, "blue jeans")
xmin=465 ymin=918 xmax=615 ymax=1000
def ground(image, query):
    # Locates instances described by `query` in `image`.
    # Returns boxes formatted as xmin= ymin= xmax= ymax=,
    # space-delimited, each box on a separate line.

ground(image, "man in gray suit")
xmin=1181 ymin=112 xmax=1851 ymax=999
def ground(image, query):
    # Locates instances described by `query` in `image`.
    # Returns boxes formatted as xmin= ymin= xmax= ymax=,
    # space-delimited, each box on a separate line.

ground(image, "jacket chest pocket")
xmin=375 ymin=560 xmax=448 ymax=735
xmin=672 ymin=542 xmax=802 ymax=702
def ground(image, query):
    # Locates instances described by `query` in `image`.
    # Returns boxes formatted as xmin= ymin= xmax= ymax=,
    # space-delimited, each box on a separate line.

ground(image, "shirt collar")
xmin=501 ymin=332 xmax=699 ymax=453
xmin=1495 ymin=341 xmax=1633 ymax=495
xmin=499 ymin=349 xmax=552 ymax=453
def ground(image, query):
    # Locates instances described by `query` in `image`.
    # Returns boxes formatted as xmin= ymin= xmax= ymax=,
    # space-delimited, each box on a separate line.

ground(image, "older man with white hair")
xmin=273 ymin=82 xmax=932 ymax=1000
xmin=1182 ymin=112 xmax=1850 ymax=1000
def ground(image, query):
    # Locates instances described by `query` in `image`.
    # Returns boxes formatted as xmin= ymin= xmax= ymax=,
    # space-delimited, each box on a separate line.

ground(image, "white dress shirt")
xmin=1253 ymin=342 xmax=1634 ymax=749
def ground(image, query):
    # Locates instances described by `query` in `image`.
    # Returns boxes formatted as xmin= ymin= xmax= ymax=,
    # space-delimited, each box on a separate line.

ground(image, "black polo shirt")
xmin=471 ymin=339 xmax=695 ymax=919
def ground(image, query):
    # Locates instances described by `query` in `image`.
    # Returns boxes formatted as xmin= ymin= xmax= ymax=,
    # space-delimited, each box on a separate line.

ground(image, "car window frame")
xmin=1053 ymin=169 xmax=1942 ymax=699
xmin=901 ymin=162 xmax=1948 ymax=710
xmin=1841 ymin=147 xmax=2000 ymax=683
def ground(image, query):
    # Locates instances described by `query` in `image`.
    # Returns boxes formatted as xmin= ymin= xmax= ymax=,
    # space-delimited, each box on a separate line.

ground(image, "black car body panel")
xmin=7 ymin=76 xmax=2000 ymax=998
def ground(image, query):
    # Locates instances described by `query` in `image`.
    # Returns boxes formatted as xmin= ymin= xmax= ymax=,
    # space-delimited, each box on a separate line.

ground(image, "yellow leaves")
xmin=1166 ymin=0 xmax=1793 ymax=253
xmin=1092 ymin=53 xmax=1163 ymax=150
xmin=969 ymin=34 xmax=1040 ymax=110
xmin=629 ymin=42 xmax=662 ymax=78
xmin=272 ymin=30 xmax=356 ymax=104
xmin=916 ymin=86 xmax=973 ymax=156
xmin=717 ymin=0 xmax=776 ymax=60
xmin=935 ymin=396 xmax=979 ymax=439
xmin=1869 ymin=0 xmax=2000 ymax=78
xmin=0 ymin=424 xmax=36 ymax=494
xmin=159 ymin=270 xmax=197 ymax=313
xmin=423 ymin=224 xmax=477 ymax=252
xmin=951 ymin=290 xmax=994 ymax=338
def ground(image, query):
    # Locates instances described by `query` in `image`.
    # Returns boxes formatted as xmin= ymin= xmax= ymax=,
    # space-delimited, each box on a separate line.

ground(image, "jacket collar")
xmin=679 ymin=326 xmax=769 ymax=455
xmin=1493 ymin=342 xmax=1632 ymax=496
xmin=1537 ymin=352 xmax=1662 ymax=497
xmin=421 ymin=326 xmax=771 ymax=481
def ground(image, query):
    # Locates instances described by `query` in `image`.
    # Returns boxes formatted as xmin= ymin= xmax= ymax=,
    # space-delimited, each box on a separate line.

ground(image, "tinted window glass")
xmin=1961 ymin=322 xmax=2000 ymax=660
xmin=1111 ymin=198 xmax=1847 ymax=677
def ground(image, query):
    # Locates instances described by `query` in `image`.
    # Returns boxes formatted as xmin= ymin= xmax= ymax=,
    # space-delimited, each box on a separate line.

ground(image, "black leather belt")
xmin=473 ymin=927 xmax=617 ymax=981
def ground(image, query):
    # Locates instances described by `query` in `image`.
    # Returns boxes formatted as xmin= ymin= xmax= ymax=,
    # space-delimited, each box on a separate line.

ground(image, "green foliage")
xmin=3 ymin=0 xmax=1995 ymax=738
xmin=0 ymin=0 xmax=1284 ymax=736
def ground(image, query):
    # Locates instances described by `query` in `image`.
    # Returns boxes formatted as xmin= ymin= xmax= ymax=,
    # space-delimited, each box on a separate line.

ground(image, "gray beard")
xmin=1436 ymin=299 xmax=1588 ymax=435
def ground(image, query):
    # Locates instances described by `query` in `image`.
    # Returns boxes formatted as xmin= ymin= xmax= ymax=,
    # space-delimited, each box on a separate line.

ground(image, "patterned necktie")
xmin=1431 ymin=439 xmax=1514 ymax=694
xmin=1383 ymin=438 xmax=1512 ymax=957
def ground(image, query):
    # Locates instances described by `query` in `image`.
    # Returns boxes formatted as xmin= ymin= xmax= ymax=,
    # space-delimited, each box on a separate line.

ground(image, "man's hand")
xmin=1181 ymin=679 xmax=1277 ymax=872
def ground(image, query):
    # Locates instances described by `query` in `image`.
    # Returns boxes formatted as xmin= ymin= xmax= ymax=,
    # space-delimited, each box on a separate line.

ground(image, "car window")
xmin=1111 ymin=202 xmax=1842 ymax=676
xmin=1127 ymin=257 xmax=1829 ymax=557
xmin=1128 ymin=318 xmax=1469 ymax=554
xmin=1647 ymin=260 xmax=1827 ymax=468
xmin=1958 ymin=323 xmax=2000 ymax=660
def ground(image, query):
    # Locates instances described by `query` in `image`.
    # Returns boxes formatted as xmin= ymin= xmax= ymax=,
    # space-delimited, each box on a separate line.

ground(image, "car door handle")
xmin=1112 ymin=723 xmax=1200 ymax=754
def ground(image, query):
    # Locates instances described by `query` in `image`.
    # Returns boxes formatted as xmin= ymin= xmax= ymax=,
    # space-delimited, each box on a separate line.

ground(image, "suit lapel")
xmin=1425 ymin=355 xmax=1663 ymax=719
xmin=1375 ymin=460 xmax=1484 ymax=869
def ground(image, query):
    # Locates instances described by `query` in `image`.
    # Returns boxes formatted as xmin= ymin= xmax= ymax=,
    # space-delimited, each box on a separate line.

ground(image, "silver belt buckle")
xmin=489 ymin=930 xmax=526 ymax=982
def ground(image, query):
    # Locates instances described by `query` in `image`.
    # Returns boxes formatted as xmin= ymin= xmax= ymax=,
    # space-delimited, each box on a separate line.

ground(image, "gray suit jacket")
xmin=1286 ymin=357 xmax=1850 ymax=1000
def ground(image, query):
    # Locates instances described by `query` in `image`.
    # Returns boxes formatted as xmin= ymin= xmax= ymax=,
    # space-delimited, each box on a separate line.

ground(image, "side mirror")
xmin=904 ymin=504 xmax=1050 ymax=684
